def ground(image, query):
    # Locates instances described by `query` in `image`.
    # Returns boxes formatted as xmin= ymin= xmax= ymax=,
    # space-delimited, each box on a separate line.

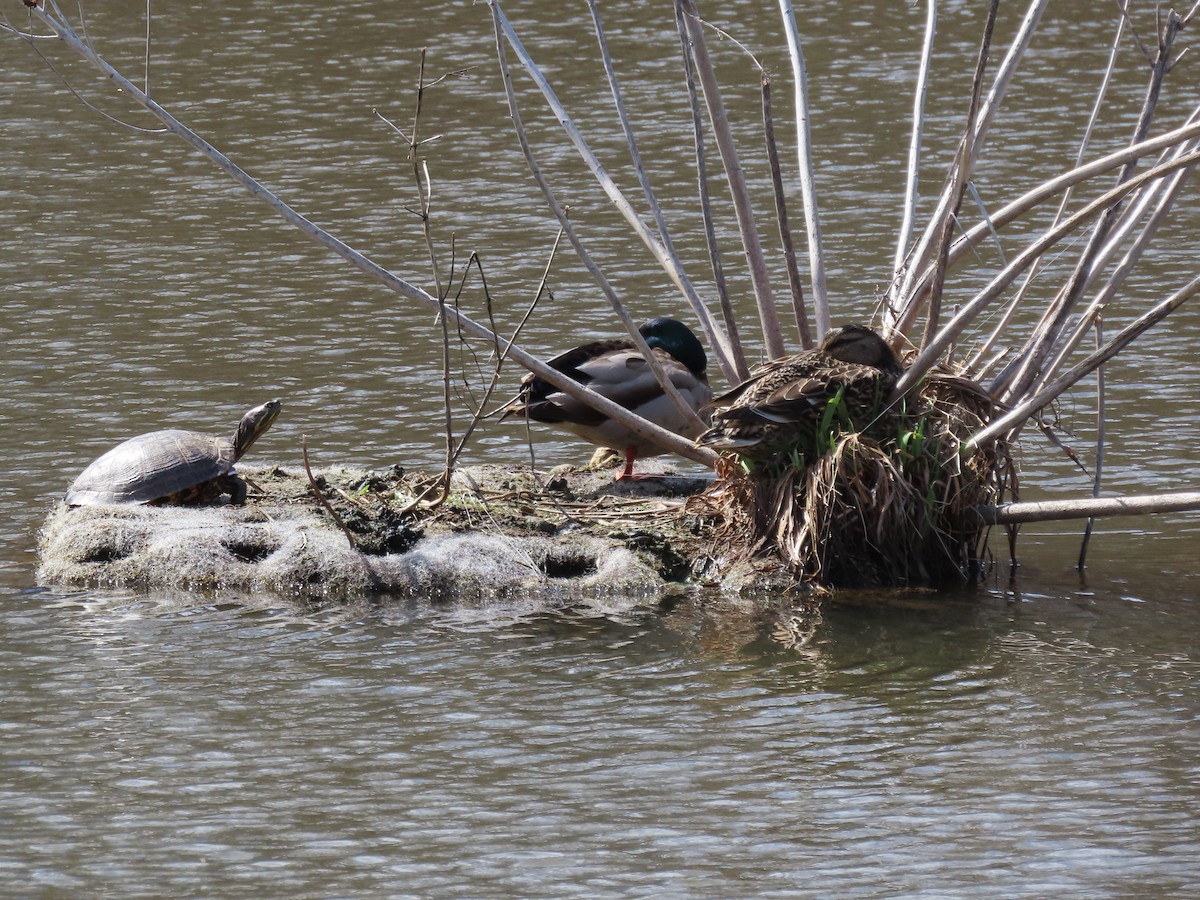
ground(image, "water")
xmin=2 ymin=1 xmax=1198 ymax=896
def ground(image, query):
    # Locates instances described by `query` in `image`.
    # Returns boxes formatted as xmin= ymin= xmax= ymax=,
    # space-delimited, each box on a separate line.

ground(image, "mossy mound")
xmin=38 ymin=462 xmax=763 ymax=604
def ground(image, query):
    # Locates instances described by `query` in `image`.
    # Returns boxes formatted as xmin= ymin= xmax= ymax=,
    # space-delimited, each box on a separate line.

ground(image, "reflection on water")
xmin=1 ymin=582 xmax=1196 ymax=897
xmin=2 ymin=0 xmax=1199 ymax=895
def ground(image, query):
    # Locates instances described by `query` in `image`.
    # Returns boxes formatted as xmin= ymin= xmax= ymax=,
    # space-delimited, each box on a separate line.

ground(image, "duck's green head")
xmin=639 ymin=317 xmax=707 ymax=378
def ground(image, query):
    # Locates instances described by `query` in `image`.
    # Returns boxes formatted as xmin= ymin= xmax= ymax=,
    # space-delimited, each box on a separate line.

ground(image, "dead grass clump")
xmin=690 ymin=373 xmax=1012 ymax=587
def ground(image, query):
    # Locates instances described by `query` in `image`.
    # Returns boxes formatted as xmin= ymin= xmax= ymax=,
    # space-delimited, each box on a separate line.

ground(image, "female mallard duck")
xmin=500 ymin=317 xmax=712 ymax=480
xmin=697 ymin=324 xmax=904 ymax=469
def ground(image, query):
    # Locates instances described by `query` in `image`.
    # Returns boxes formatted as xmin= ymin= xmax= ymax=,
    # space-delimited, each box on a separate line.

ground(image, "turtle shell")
xmin=65 ymin=429 xmax=237 ymax=506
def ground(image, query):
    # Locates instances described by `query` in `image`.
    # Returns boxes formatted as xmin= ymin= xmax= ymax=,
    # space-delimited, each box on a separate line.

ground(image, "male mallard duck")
xmin=697 ymin=324 xmax=904 ymax=468
xmin=500 ymin=317 xmax=712 ymax=480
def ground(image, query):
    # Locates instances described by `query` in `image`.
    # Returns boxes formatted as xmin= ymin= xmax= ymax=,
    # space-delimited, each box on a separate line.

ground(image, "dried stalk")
xmin=892 ymin=0 xmax=936 ymax=281
xmin=489 ymin=4 xmax=708 ymax=437
xmin=777 ymin=0 xmax=829 ymax=337
xmin=677 ymin=0 xmax=786 ymax=360
xmin=385 ymin=49 xmax=452 ymax=503
xmin=1038 ymin=141 xmax=1197 ymax=389
xmin=301 ymin=437 xmax=358 ymax=549
xmin=489 ymin=0 xmax=740 ymax=383
xmin=587 ymin=0 xmax=748 ymax=379
xmin=672 ymin=1 xmax=749 ymax=380
xmin=967 ymin=0 xmax=1050 ymax=164
xmin=925 ymin=0 xmax=1000 ymax=352
xmin=895 ymin=146 xmax=1200 ymax=397
xmin=445 ymin=252 xmax=527 ymax=464
xmin=761 ymin=71 xmax=812 ymax=349
xmin=888 ymin=0 xmax=1049 ymax=336
xmin=998 ymin=8 xmax=1184 ymax=404
xmin=142 ymin=0 xmax=150 ymax=94
xmin=23 ymin=3 xmax=719 ymax=469
xmin=966 ymin=2 xmax=1127 ymax=374
xmin=1077 ymin=318 xmax=1105 ymax=571
xmin=901 ymin=115 xmax=1200 ymax=323
xmin=979 ymin=491 xmax=1200 ymax=526
xmin=966 ymin=273 xmax=1200 ymax=451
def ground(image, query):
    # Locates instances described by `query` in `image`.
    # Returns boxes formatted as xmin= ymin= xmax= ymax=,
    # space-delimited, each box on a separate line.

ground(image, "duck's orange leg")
xmin=614 ymin=446 xmax=639 ymax=481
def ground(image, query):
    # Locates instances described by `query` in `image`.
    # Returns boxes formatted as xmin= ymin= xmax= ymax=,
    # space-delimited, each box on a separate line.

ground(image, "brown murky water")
xmin=2 ymin=1 xmax=1197 ymax=895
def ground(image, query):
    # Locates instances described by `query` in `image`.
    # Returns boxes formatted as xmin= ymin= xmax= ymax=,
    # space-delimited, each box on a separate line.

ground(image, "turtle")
xmin=498 ymin=317 xmax=712 ymax=480
xmin=696 ymin=325 xmax=904 ymax=469
xmin=65 ymin=399 xmax=283 ymax=506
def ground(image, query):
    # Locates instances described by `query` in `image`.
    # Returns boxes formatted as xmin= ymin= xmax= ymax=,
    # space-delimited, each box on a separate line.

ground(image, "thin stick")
xmin=301 ymin=436 xmax=358 ymax=550
xmin=143 ymin=0 xmax=150 ymax=94
xmin=4 ymin=5 xmax=166 ymax=134
xmin=777 ymin=0 xmax=829 ymax=337
xmin=894 ymin=146 xmax=1200 ymax=396
xmin=586 ymin=0 xmax=684 ymax=285
xmin=920 ymin=0 xmax=1000 ymax=351
xmin=24 ymin=3 xmax=719 ymax=469
xmin=978 ymin=490 xmax=1200 ymax=525
xmin=967 ymin=1 xmax=1128 ymax=374
xmin=435 ymin=277 xmax=454 ymax=507
xmin=762 ymin=71 xmax=812 ymax=349
xmin=889 ymin=0 xmax=1050 ymax=335
xmin=489 ymin=3 xmax=707 ymax=436
xmin=905 ymin=114 xmax=1200 ymax=322
xmin=1077 ymin=317 xmax=1104 ymax=571
xmin=490 ymin=0 xmax=740 ymax=382
xmin=999 ymin=8 xmax=1183 ymax=404
xmin=672 ymin=1 xmax=748 ymax=379
xmin=893 ymin=0 xmax=936 ymax=283
xmin=677 ymin=0 xmax=786 ymax=359
xmin=1039 ymin=143 xmax=1197 ymax=388
xmin=968 ymin=0 xmax=1050 ymax=163
xmin=966 ymin=273 xmax=1200 ymax=451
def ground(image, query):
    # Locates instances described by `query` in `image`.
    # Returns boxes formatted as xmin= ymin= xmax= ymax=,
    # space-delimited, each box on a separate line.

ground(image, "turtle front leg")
xmin=217 ymin=473 xmax=249 ymax=505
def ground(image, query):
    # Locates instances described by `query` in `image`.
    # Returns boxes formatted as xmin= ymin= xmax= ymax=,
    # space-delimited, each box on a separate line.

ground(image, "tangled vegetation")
xmin=11 ymin=1 xmax=1200 ymax=594
xmin=690 ymin=372 xmax=1012 ymax=587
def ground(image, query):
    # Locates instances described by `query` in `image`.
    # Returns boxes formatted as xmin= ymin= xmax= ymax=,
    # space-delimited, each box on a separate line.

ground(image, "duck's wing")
xmin=699 ymin=358 xmax=888 ymax=454
xmin=497 ymin=338 xmax=632 ymax=423
xmin=509 ymin=339 xmax=703 ymax=427
xmin=740 ymin=362 xmax=871 ymax=425
xmin=708 ymin=355 xmax=847 ymax=424
xmin=541 ymin=347 xmax=702 ymax=427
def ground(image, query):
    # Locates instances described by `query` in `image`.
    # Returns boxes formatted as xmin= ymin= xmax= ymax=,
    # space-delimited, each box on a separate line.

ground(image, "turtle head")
xmin=639 ymin=317 xmax=707 ymax=378
xmin=233 ymin=398 xmax=283 ymax=460
xmin=820 ymin=325 xmax=903 ymax=374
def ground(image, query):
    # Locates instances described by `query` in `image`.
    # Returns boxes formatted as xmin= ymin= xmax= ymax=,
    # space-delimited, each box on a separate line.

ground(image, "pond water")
xmin=1 ymin=1 xmax=1197 ymax=896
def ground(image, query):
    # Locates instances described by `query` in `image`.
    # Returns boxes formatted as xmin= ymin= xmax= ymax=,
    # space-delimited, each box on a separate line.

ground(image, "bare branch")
xmin=966 ymin=273 xmax=1200 ymax=451
xmin=489 ymin=0 xmax=741 ymax=383
xmin=587 ymin=0 xmax=742 ymax=377
xmin=672 ymin=1 xmax=749 ymax=380
xmin=966 ymin=2 xmax=1128 ymax=374
xmin=997 ymin=7 xmax=1185 ymax=403
xmin=888 ymin=0 xmax=1051 ymax=335
xmin=677 ymin=0 xmax=786 ymax=360
xmin=761 ymin=72 xmax=812 ymax=349
xmin=777 ymin=0 xmax=829 ymax=337
xmin=893 ymin=0 xmax=936 ymax=282
xmin=23 ymin=2 xmax=718 ymax=468
xmin=979 ymin=491 xmax=1200 ymax=525
xmin=894 ymin=115 xmax=1200 ymax=332
xmin=895 ymin=146 xmax=1200 ymax=396
xmin=489 ymin=4 xmax=708 ymax=437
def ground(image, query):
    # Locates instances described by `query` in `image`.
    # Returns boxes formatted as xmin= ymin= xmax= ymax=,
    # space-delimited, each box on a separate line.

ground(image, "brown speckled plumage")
xmin=697 ymin=325 xmax=904 ymax=467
